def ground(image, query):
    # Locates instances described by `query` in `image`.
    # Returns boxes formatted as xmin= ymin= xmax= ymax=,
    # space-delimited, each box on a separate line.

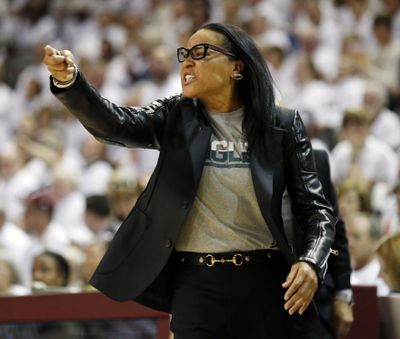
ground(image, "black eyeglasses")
xmin=177 ymin=43 xmax=237 ymax=63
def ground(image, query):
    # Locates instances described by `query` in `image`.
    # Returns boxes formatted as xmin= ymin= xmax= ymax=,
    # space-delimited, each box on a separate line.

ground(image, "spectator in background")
xmin=337 ymin=0 xmax=376 ymax=52
xmin=291 ymin=54 xmax=340 ymax=149
xmin=107 ymin=169 xmax=143 ymax=232
xmin=0 ymin=58 xmax=15 ymax=141
xmin=0 ymin=143 xmax=44 ymax=224
xmin=291 ymin=0 xmax=341 ymax=83
xmin=30 ymin=250 xmax=78 ymax=338
xmin=383 ymin=0 xmax=400 ymax=42
xmin=365 ymin=15 xmax=400 ymax=102
xmin=188 ymin=0 xmax=211 ymax=32
xmin=0 ymin=253 xmax=28 ymax=295
xmin=0 ymin=206 xmax=32 ymax=287
xmin=334 ymin=34 xmax=369 ymax=114
xmin=0 ymin=255 xmax=17 ymax=294
xmin=13 ymin=76 xmax=46 ymax=130
xmin=18 ymin=127 xmax=64 ymax=170
xmin=363 ymin=80 xmax=400 ymax=152
xmin=220 ymin=0 xmax=242 ymax=27
xmin=22 ymin=190 xmax=71 ymax=282
xmin=381 ymin=181 xmax=400 ymax=235
xmin=294 ymin=0 xmax=342 ymax=53
xmin=50 ymin=165 xmax=89 ymax=244
xmin=331 ymin=108 xmax=398 ymax=211
xmin=31 ymin=250 xmax=70 ymax=291
xmin=376 ymin=232 xmax=400 ymax=293
xmin=260 ymin=28 xmax=293 ymax=102
xmin=123 ymin=44 xmax=181 ymax=176
xmin=55 ymin=105 xmax=88 ymax=151
xmin=17 ymin=125 xmax=83 ymax=181
xmin=14 ymin=41 xmax=50 ymax=96
xmin=81 ymin=240 xmax=108 ymax=291
xmin=84 ymin=194 xmax=113 ymax=243
xmin=124 ymin=45 xmax=181 ymax=107
xmin=346 ymin=212 xmax=390 ymax=296
xmin=78 ymin=135 xmax=113 ymax=196
xmin=336 ymin=181 xmax=372 ymax=220
xmin=11 ymin=0 xmax=56 ymax=49
xmin=114 ymin=22 xmax=164 ymax=89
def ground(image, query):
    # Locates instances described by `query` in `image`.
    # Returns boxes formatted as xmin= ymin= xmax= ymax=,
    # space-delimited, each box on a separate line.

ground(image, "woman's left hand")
xmin=282 ymin=262 xmax=318 ymax=315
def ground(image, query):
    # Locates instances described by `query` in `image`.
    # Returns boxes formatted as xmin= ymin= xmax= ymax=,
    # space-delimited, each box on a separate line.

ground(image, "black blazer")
xmin=52 ymin=73 xmax=336 ymax=312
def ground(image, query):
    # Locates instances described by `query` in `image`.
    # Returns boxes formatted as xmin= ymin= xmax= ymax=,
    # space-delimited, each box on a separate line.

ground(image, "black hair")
xmin=373 ymin=14 xmax=392 ymax=29
xmin=40 ymin=251 xmax=70 ymax=287
xmin=86 ymin=194 xmax=111 ymax=217
xmin=201 ymin=22 xmax=276 ymax=153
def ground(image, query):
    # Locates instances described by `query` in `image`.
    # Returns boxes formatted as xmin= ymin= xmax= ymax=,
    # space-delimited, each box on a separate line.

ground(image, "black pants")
xmin=170 ymin=251 xmax=321 ymax=339
xmin=314 ymin=284 xmax=336 ymax=339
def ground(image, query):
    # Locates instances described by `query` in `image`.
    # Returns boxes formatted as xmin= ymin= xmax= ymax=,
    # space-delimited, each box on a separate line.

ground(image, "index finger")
xmin=61 ymin=50 xmax=75 ymax=65
xmin=44 ymin=45 xmax=60 ymax=57
xmin=283 ymin=263 xmax=300 ymax=300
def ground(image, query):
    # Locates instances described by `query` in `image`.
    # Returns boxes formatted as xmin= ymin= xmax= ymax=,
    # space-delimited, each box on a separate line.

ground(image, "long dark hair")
xmin=201 ymin=23 xmax=276 ymax=153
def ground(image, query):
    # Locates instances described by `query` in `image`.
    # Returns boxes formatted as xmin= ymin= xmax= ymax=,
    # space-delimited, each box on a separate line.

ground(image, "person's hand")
xmin=43 ymin=45 xmax=76 ymax=83
xmin=282 ymin=261 xmax=318 ymax=315
xmin=334 ymin=299 xmax=354 ymax=339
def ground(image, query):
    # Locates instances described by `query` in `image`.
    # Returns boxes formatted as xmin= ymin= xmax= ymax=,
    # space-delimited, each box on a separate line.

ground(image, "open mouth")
xmin=184 ymin=74 xmax=196 ymax=85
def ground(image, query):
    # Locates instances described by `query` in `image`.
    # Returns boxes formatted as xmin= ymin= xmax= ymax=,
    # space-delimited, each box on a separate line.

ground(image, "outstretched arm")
xmin=43 ymin=45 xmax=180 ymax=149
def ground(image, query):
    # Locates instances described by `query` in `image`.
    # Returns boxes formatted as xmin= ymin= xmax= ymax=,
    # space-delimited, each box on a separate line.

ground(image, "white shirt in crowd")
xmin=331 ymin=135 xmax=399 ymax=188
xmin=0 ymin=221 xmax=32 ymax=286
xmin=351 ymin=258 xmax=390 ymax=296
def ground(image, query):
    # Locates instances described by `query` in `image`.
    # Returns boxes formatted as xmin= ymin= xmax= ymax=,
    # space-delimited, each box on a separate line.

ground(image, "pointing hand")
xmin=43 ymin=45 xmax=76 ymax=83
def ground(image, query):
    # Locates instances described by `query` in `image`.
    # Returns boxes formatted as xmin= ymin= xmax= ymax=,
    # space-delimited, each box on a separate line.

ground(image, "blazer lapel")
xmin=184 ymin=120 xmax=212 ymax=187
xmin=171 ymin=98 xmax=212 ymax=190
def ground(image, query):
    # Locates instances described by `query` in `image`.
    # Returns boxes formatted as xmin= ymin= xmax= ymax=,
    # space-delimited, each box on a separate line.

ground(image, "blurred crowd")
xmin=0 ymin=0 xmax=400 ymax=298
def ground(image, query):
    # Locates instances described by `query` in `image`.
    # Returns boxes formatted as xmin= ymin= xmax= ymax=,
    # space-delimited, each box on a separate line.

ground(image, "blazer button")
xmin=164 ymin=239 xmax=172 ymax=248
xmin=182 ymin=200 xmax=190 ymax=209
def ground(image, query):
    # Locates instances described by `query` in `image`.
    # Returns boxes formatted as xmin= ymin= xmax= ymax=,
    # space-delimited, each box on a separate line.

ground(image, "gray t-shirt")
xmin=175 ymin=107 xmax=277 ymax=253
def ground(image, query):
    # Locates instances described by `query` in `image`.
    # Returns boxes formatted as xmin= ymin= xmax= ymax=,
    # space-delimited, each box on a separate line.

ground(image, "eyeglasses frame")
xmin=177 ymin=43 xmax=237 ymax=63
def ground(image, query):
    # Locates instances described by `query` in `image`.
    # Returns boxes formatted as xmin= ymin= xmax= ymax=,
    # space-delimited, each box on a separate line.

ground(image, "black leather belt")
xmin=176 ymin=250 xmax=281 ymax=267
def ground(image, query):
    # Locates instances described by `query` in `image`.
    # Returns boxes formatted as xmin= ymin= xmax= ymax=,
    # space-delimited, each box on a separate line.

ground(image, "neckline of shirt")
xmin=208 ymin=106 xmax=244 ymax=118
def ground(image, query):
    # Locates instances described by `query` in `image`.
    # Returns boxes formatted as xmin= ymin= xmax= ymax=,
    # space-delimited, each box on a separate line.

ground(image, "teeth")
xmin=185 ymin=74 xmax=195 ymax=82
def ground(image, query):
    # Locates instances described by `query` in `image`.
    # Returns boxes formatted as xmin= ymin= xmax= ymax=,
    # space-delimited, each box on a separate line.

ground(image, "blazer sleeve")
xmin=313 ymin=149 xmax=352 ymax=291
xmin=50 ymin=71 xmax=180 ymax=149
xmin=284 ymin=111 xmax=337 ymax=282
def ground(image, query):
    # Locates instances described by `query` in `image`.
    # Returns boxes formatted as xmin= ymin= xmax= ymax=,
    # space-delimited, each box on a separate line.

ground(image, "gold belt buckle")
xmin=205 ymin=253 xmax=244 ymax=267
